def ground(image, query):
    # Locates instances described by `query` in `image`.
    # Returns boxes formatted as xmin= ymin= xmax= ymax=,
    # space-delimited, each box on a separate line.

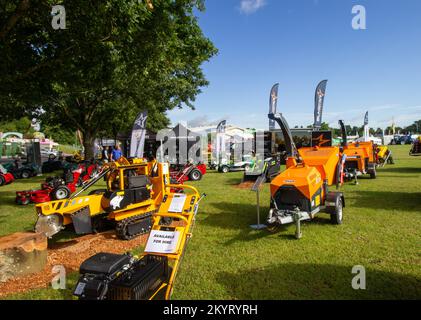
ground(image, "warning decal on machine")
xmin=144 ymin=230 xmax=181 ymax=254
xmin=168 ymin=193 xmax=187 ymax=213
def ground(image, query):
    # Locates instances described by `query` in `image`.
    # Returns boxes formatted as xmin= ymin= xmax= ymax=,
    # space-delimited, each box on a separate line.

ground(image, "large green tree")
xmin=0 ymin=0 xmax=217 ymax=158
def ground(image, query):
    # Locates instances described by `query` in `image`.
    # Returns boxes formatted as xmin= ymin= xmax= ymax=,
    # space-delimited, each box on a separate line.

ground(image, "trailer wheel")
xmin=221 ymin=166 xmax=229 ymax=173
xmin=189 ymin=169 xmax=202 ymax=181
xmin=369 ymin=169 xmax=377 ymax=179
xmin=52 ymin=186 xmax=71 ymax=200
xmin=267 ymin=222 xmax=280 ymax=233
xmin=330 ymin=198 xmax=343 ymax=225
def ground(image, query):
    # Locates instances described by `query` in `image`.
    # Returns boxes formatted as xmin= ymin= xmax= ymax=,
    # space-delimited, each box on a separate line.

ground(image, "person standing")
xmin=111 ymin=144 xmax=123 ymax=161
xmin=101 ymin=146 xmax=108 ymax=162
xmin=107 ymin=146 xmax=113 ymax=162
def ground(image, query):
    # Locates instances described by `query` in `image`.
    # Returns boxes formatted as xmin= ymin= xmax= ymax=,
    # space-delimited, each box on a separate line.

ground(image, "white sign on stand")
xmin=168 ymin=193 xmax=187 ymax=213
xmin=144 ymin=230 xmax=180 ymax=254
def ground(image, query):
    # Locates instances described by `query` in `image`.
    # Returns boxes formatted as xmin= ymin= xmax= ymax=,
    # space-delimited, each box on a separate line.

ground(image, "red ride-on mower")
xmin=0 ymin=164 xmax=15 ymax=186
xmin=15 ymin=168 xmax=83 ymax=205
xmin=170 ymin=162 xmax=206 ymax=183
xmin=76 ymin=161 xmax=100 ymax=186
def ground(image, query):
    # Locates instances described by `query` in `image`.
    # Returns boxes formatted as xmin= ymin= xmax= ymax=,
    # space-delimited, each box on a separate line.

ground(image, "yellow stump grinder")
xmin=35 ymin=157 xmax=187 ymax=240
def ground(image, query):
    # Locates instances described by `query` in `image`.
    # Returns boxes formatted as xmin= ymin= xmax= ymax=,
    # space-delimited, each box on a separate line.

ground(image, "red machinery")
xmin=76 ymin=161 xmax=100 ymax=186
xmin=16 ymin=168 xmax=84 ymax=205
xmin=0 ymin=164 xmax=14 ymax=186
xmin=170 ymin=163 xmax=206 ymax=183
xmin=16 ymin=160 xmax=102 ymax=205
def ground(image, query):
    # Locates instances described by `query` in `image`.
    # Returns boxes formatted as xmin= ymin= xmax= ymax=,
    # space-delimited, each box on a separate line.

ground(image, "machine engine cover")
xmin=80 ymin=252 xmax=132 ymax=275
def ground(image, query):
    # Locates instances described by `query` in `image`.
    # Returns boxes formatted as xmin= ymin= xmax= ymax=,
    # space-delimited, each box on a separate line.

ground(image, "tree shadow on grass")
xmin=217 ymin=263 xmax=421 ymax=300
xmin=379 ymin=167 xmax=421 ymax=174
xmin=224 ymin=177 xmax=244 ymax=186
xmin=203 ymin=202 xmax=266 ymax=231
xmin=0 ymin=190 xmax=18 ymax=205
xmin=202 ymin=202 xmax=304 ymax=245
xmin=348 ymin=191 xmax=421 ymax=212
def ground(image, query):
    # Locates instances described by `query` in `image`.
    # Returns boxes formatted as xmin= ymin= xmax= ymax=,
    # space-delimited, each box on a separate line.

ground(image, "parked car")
xmin=398 ymin=135 xmax=414 ymax=145
xmin=390 ymin=135 xmax=415 ymax=145
xmin=218 ymin=154 xmax=255 ymax=173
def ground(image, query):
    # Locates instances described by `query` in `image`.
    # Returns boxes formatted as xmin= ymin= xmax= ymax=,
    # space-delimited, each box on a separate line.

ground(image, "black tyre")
xmin=0 ymin=176 xmax=5 ymax=186
xmin=21 ymin=170 xmax=31 ymax=179
xmin=267 ymin=222 xmax=280 ymax=233
xmin=244 ymin=164 xmax=251 ymax=171
xmin=52 ymin=186 xmax=71 ymax=200
xmin=330 ymin=197 xmax=343 ymax=225
xmin=369 ymin=169 xmax=377 ymax=179
xmin=189 ymin=169 xmax=202 ymax=181
xmin=335 ymin=161 xmax=344 ymax=189
xmin=221 ymin=166 xmax=229 ymax=173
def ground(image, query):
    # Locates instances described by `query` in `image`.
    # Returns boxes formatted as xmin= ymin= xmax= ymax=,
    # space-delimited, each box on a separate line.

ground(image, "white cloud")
xmin=239 ymin=0 xmax=266 ymax=14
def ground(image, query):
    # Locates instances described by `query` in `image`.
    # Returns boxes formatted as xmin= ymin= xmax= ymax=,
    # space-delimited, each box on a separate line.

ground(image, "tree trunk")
xmin=83 ymin=131 xmax=95 ymax=160
xmin=0 ymin=232 xmax=47 ymax=282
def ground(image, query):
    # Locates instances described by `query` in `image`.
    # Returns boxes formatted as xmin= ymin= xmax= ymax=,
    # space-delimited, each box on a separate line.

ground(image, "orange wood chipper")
xmin=338 ymin=120 xmax=377 ymax=183
xmin=266 ymin=111 xmax=345 ymax=239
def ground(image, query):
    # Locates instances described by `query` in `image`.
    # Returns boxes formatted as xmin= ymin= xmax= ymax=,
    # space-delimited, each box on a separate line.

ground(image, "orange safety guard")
xmin=298 ymin=146 xmax=340 ymax=186
xmin=353 ymin=141 xmax=375 ymax=163
xmin=271 ymin=164 xmax=323 ymax=200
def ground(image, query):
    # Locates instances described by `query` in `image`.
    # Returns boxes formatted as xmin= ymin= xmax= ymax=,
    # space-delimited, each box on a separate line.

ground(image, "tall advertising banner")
xmin=363 ymin=111 xmax=369 ymax=142
xmin=269 ymin=83 xmax=279 ymax=130
xmin=313 ymin=80 xmax=328 ymax=130
xmin=129 ymin=111 xmax=148 ymax=158
xmin=216 ymin=120 xmax=226 ymax=166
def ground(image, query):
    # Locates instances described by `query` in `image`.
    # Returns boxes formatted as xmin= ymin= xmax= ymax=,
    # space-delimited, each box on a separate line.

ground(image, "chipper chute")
xmin=73 ymin=186 xmax=206 ymax=300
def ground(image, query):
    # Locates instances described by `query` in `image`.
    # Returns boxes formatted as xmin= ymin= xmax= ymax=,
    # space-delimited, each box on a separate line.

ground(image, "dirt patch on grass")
xmin=0 ymin=231 xmax=148 ymax=298
xmin=236 ymin=181 xmax=255 ymax=190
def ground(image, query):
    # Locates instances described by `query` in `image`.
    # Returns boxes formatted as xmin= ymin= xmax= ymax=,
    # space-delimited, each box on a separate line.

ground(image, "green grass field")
xmin=1 ymin=145 xmax=420 ymax=299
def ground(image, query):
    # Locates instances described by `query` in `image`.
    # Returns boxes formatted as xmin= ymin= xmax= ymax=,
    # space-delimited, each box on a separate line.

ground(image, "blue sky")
xmin=167 ymin=0 xmax=421 ymax=130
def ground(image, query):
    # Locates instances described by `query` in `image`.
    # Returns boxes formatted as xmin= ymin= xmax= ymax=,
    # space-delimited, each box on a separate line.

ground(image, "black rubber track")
xmin=115 ymin=210 xmax=156 ymax=240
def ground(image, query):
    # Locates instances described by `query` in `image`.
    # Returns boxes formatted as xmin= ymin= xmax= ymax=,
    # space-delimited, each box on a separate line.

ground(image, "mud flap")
xmin=71 ymin=206 xmax=93 ymax=235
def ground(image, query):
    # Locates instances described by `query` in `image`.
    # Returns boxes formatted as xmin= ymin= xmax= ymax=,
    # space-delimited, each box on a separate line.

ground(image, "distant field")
xmin=0 ymin=145 xmax=420 ymax=299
